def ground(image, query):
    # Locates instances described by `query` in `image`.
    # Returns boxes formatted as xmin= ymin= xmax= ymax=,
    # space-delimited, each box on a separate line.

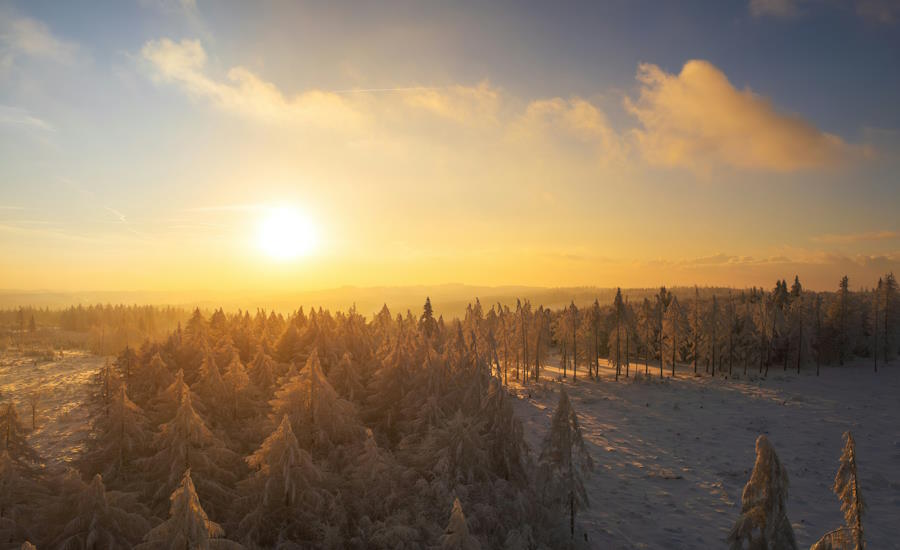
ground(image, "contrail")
xmin=330 ymin=86 xmax=441 ymax=94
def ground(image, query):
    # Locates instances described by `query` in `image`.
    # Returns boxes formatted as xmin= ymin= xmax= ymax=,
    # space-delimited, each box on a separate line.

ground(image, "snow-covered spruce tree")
xmin=341 ymin=428 xmax=400 ymax=531
xmin=238 ymin=415 xmax=329 ymax=547
xmin=328 ymin=351 xmax=366 ymax=404
xmin=0 ymin=450 xmax=44 ymax=546
xmin=365 ymin=333 xmax=416 ymax=447
xmin=135 ymin=469 xmax=244 ymax=550
xmin=140 ymin=391 xmax=241 ymax=519
xmin=480 ymin=378 xmax=529 ymax=484
xmin=80 ymin=384 xmax=151 ymax=487
xmin=812 ymin=431 xmax=865 ymax=550
xmin=191 ymin=352 xmax=229 ymax=421
xmin=538 ymin=387 xmax=593 ymax=540
xmin=270 ymin=348 xmax=362 ymax=457
xmin=247 ymin=346 xmax=277 ymax=398
xmin=42 ymin=472 xmax=151 ymax=549
xmin=131 ymin=351 xmax=172 ymax=407
xmin=0 ymin=403 xmax=40 ymax=474
xmin=417 ymin=409 xmax=490 ymax=489
xmin=148 ymin=368 xmax=200 ymax=425
xmin=834 ymin=432 xmax=865 ymax=550
xmin=440 ymin=498 xmax=481 ymax=550
xmin=222 ymin=354 xmax=249 ymax=420
xmin=728 ymin=435 xmax=798 ymax=550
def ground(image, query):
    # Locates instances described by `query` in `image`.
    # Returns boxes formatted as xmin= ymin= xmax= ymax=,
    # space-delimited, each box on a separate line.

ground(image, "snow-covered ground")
xmin=511 ymin=360 xmax=900 ymax=549
xmin=0 ymin=350 xmax=104 ymax=471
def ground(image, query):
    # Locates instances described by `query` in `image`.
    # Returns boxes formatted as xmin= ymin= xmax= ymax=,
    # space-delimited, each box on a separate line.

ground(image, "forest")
xmin=0 ymin=273 xmax=895 ymax=548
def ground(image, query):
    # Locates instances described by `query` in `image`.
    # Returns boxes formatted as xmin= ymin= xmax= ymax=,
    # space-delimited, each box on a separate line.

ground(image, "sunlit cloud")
xmin=141 ymin=38 xmax=365 ymax=131
xmin=625 ymin=60 xmax=859 ymax=173
xmin=140 ymin=37 xmax=624 ymax=165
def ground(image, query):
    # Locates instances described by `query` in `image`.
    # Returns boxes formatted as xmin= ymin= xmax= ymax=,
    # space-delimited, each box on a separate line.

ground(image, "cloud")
xmin=0 ymin=10 xmax=78 ymax=65
xmin=749 ymin=0 xmax=800 ymax=18
xmin=856 ymin=0 xmax=900 ymax=23
xmin=749 ymin=0 xmax=900 ymax=23
xmin=625 ymin=60 xmax=858 ymax=173
xmin=813 ymin=230 xmax=899 ymax=244
xmin=140 ymin=37 xmax=624 ymax=164
xmin=141 ymin=38 xmax=365 ymax=131
xmin=401 ymin=82 xmax=501 ymax=126
xmin=0 ymin=105 xmax=54 ymax=131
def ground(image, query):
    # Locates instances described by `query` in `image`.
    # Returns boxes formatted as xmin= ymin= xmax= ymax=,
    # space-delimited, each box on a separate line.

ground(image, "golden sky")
xmin=1 ymin=2 xmax=899 ymax=293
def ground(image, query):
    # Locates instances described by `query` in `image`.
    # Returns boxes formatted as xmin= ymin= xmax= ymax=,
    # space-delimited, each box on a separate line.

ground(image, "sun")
xmin=257 ymin=206 xmax=318 ymax=260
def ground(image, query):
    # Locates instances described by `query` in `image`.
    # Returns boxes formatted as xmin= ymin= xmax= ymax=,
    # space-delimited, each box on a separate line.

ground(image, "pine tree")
xmin=247 ymin=347 xmax=277 ymax=397
xmin=141 ymin=392 xmax=240 ymax=518
xmin=43 ymin=472 xmax=152 ymax=549
xmin=728 ymin=435 xmax=798 ymax=550
xmin=133 ymin=352 xmax=172 ymax=405
xmin=270 ymin=348 xmax=362 ymax=456
xmin=192 ymin=353 xmax=229 ymax=419
xmin=0 ymin=403 xmax=40 ymax=473
xmin=834 ymin=432 xmax=865 ymax=550
xmin=419 ymin=409 xmax=490 ymax=487
xmin=239 ymin=415 xmax=327 ymax=547
xmin=222 ymin=354 xmax=249 ymax=420
xmin=135 ymin=469 xmax=244 ymax=549
xmin=420 ymin=297 xmax=437 ymax=339
xmin=81 ymin=384 xmax=151 ymax=486
xmin=150 ymin=368 xmax=199 ymax=424
xmin=329 ymin=351 xmax=365 ymax=403
xmin=440 ymin=498 xmax=481 ymax=550
xmin=538 ymin=388 xmax=592 ymax=539
xmin=481 ymin=378 xmax=528 ymax=484
xmin=0 ymin=450 xmax=43 ymax=545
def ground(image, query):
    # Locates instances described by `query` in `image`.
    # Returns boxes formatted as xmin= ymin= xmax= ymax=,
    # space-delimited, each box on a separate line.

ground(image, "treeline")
xmin=537 ymin=273 xmax=897 ymax=381
xmin=0 ymin=304 xmax=189 ymax=354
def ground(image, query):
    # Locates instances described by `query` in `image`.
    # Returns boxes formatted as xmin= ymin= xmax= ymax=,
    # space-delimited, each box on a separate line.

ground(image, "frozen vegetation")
xmin=0 ymin=274 xmax=896 ymax=548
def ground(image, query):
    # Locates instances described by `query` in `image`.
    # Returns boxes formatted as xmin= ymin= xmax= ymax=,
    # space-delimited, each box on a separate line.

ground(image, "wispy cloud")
xmin=812 ymin=230 xmax=899 ymax=244
xmin=184 ymin=203 xmax=267 ymax=213
xmin=0 ymin=9 xmax=79 ymax=65
xmin=0 ymin=105 xmax=54 ymax=131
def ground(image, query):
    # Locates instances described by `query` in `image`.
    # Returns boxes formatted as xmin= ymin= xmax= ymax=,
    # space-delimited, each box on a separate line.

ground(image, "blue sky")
xmin=1 ymin=0 xmax=899 ymax=291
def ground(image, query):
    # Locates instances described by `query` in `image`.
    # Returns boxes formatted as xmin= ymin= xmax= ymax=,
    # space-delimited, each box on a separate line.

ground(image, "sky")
xmin=1 ymin=0 xmax=899 ymax=294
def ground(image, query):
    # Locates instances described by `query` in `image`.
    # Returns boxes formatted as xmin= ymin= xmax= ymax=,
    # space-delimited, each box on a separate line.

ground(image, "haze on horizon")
xmin=2 ymin=0 xmax=899 ymax=294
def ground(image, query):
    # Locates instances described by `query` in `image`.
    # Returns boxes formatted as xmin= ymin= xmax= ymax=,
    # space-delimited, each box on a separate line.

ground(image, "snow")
xmin=510 ymin=360 xmax=900 ymax=549
xmin=0 ymin=350 xmax=105 ymax=471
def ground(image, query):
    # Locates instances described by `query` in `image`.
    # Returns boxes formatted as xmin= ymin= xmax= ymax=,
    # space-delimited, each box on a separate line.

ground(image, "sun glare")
xmin=257 ymin=206 xmax=317 ymax=260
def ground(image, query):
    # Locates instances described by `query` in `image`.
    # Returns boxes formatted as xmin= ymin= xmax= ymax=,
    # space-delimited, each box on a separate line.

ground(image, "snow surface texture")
xmin=510 ymin=360 xmax=899 ymax=549
xmin=0 ymin=350 xmax=102 ymax=471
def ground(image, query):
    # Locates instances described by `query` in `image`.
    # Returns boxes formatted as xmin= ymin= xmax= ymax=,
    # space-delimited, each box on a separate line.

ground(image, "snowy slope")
xmin=0 ymin=350 xmax=105 ymax=471
xmin=511 ymin=360 xmax=900 ymax=549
